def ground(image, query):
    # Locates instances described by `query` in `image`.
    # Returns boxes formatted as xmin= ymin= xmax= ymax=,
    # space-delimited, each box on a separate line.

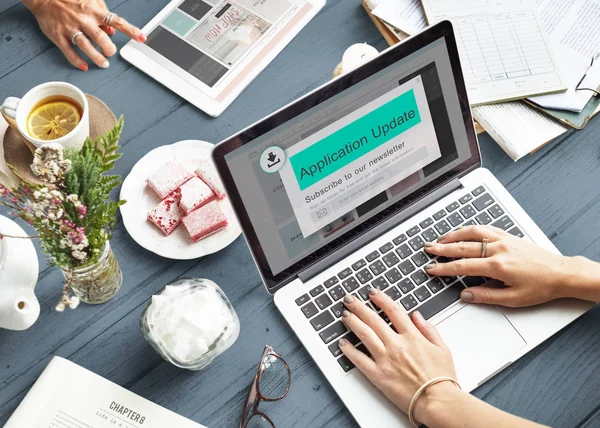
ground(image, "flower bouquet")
xmin=0 ymin=117 xmax=126 ymax=310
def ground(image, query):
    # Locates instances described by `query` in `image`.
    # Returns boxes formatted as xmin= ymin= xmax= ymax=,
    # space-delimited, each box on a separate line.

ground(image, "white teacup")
xmin=1 ymin=81 xmax=90 ymax=151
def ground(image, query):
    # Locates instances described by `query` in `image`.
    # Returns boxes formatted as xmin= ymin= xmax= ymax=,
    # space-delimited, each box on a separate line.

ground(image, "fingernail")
xmin=343 ymin=294 xmax=354 ymax=304
xmin=338 ymin=338 xmax=348 ymax=346
xmin=79 ymin=64 xmax=88 ymax=72
xmin=101 ymin=60 xmax=110 ymax=69
xmin=414 ymin=310 xmax=424 ymax=321
xmin=138 ymin=33 xmax=147 ymax=42
xmin=368 ymin=287 xmax=379 ymax=295
xmin=461 ymin=291 xmax=474 ymax=301
xmin=424 ymin=241 xmax=435 ymax=247
xmin=342 ymin=310 xmax=351 ymax=318
xmin=437 ymin=233 xmax=447 ymax=241
xmin=456 ymin=225 xmax=464 ymax=230
xmin=425 ymin=262 xmax=436 ymax=270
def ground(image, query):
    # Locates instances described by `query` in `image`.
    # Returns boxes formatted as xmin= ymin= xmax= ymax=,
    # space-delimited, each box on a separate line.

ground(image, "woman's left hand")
xmin=339 ymin=289 xmax=459 ymax=424
xmin=23 ymin=0 xmax=145 ymax=70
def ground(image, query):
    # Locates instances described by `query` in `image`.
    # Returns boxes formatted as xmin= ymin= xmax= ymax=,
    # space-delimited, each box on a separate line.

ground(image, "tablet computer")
xmin=120 ymin=0 xmax=325 ymax=117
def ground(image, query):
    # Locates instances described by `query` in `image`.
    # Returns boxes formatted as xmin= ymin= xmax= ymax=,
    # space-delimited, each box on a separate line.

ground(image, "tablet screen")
xmin=137 ymin=0 xmax=315 ymax=99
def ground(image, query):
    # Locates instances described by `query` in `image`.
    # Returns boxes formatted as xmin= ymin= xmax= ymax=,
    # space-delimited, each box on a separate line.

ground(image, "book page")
xmin=472 ymin=101 xmax=568 ymax=161
xmin=5 ymin=357 xmax=206 ymax=428
xmin=421 ymin=0 xmax=566 ymax=105
xmin=372 ymin=0 xmax=427 ymax=36
xmin=528 ymin=0 xmax=600 ymax=112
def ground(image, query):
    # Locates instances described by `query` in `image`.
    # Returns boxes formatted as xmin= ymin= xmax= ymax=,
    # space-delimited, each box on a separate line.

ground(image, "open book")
xmin=5 ymin=357 xmax=206 ymax=428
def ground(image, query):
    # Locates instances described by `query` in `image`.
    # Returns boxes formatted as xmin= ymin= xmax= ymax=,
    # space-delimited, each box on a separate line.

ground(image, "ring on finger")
xmin=481 ymin=237 xmax=489 ymax=258
xmin=102 ymin=12 xmax=115 ymax=26
xmin=71 ymin=31 xmax=85 ymax=45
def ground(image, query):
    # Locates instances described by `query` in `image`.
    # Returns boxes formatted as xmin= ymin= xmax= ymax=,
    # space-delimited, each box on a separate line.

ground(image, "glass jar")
xmin=140 ymin=278 xmax=240 ymax=370
xmin=61 ymin=241 xmax=122 ymax=304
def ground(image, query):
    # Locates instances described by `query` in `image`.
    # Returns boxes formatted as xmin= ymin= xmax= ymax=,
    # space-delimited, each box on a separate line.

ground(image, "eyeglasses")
xmin=575 ymin=54 xmax=600 ymax=97
xmin=240 ymin=345 xmax=291 ymax=428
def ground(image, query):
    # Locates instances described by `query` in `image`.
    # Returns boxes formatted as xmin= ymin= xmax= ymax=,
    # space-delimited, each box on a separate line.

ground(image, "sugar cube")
xmin=146 ymin=160 xmax=194 ymax=200
xmin=178 ymin=176 xmax=215 ymax=215
xmin=195 ymin=162 xmax=226 ymax=199
xmin=147 ymin=190 xmax=183 ymax=235
xmin=182 ymin=200 xmax=228 ymax=242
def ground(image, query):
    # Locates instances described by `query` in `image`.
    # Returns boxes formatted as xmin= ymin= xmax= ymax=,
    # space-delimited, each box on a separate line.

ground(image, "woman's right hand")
xmin=23 ymin=0 xmax=145 ymax=70
xmin=423 ymin=225 xmax=580 ymax=307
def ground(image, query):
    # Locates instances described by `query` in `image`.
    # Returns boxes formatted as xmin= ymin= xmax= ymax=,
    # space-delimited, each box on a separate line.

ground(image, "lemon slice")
xmin=26 ymin=101 xmax=81 ymax=141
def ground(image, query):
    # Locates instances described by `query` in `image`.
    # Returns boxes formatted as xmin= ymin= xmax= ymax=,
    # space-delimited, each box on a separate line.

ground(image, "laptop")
xmin=213 ymin=21 xmax=593 ymax=427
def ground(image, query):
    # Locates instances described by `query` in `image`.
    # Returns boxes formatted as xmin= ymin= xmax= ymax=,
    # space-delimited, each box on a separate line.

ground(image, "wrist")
xmin=555 ymin=255 xmax=600 ymax=301
xmin=22 ymin=0 xmax=50 ymax=14
xmin=412 ymin=381 xmax=464 ymax=427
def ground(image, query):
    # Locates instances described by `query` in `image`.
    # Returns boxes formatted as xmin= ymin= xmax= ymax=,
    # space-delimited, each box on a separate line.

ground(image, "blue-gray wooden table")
xmin=2 ymin=1 xmax=600 ymax=427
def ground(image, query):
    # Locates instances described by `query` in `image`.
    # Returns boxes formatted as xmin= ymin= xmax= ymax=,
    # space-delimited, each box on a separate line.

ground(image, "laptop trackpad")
xmin=434 ymin=304 xmax=526 ymax=386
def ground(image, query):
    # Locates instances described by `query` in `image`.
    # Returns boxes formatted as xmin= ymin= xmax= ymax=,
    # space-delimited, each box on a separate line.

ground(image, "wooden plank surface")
xmin=1 ymin=1 xmax=600 ymax=427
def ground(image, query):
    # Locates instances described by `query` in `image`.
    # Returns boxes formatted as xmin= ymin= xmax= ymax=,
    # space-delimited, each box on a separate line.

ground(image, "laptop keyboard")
xmin=295 ymin=185 xmax=525 ymax=373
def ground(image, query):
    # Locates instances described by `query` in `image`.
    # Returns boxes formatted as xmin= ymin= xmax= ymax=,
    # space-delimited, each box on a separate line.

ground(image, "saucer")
xmin=2 ymin=94 xmax=117 ymax=184
xmin=119 ymin=140 xmax=242 ymax=260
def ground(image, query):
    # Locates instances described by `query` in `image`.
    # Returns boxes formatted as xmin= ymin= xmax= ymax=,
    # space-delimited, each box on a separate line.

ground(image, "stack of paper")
xmin=370 ymin=0 xmax=600 ymax=162
xmin=472 ymin=102 xmax=568 ymax=160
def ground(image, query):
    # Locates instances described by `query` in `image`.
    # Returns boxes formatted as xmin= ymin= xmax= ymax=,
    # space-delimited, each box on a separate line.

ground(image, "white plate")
xmin=120 ymin=140 xmax=241 ymax=260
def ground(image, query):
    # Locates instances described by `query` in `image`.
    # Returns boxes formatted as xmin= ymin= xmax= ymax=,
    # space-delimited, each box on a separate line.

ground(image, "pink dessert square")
xmin=182 ymin=200 xmax=228 ymax=242
xmin=195 ymin=162 xmax=226 ymax=199
xmin=146 ymin=161 xmax=194 ymax=200
xmin=147 ymin=190 xmax=183 ymax=236
xmin=179 ymin=176 xmax=215 ymax=215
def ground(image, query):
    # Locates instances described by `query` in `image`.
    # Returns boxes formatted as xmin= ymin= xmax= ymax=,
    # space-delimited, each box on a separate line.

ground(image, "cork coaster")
xmin=3 ymin=94 xmax=117 ymax=184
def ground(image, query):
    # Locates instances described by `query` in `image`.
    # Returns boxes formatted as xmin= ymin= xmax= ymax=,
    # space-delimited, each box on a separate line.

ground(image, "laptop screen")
xmin=216 ymin=25 xmax=479 ymax=289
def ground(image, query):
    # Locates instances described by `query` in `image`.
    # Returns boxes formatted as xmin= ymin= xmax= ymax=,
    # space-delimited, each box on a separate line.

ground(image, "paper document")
xmin=5 ymin=357 xmax=206 ymax=428
xmin=372 ymin=0 xmax=427 ymax=36
xmin=528 ymin=0 xmax=600 ymax=112
xmin=421 ymin=0 xmax=566 ymax=105
xmin=472 ymin=101 xmax=568 ymax=161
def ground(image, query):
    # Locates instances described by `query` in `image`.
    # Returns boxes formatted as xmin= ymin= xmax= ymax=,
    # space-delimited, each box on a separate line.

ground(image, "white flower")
xmin=48 ymin=212 xmax=56 ymax=220
xmin=69 ymin=296 xmax=80 ymax=309
xmin=33 ymin=191 xmax=41 ymax=199
xmin=66 ymin=194 xmax=78 ymax=202
xmin=56 ymin=209 xmax=63 ymax=219
xmin=41 ymin=219 xmax=49 ymax=225
xmin=72 ymin=250 xmax=87 ymax=260
xmin=35 ymin=210 xmax=43 ymax=218
xmin=30 ymin=144 xmax=71 ymax=184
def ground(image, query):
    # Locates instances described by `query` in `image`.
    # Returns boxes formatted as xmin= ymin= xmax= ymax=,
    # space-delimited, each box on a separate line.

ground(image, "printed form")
xmin=421 ymin=0 xmax=566 ymax=105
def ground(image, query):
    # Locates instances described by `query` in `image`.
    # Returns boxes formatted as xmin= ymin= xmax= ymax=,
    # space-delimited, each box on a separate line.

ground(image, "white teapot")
xmin=0 ymin=215 xmax=40 ymax=330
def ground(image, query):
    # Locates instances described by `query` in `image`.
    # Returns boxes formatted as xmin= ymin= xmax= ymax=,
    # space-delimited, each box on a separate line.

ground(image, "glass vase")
xmin=61 ymin=241 xmax=123 ymax=304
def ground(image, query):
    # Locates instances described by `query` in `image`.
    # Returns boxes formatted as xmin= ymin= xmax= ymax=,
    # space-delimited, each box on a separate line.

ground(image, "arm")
xmin=339 ymin=291 xmax=547 ymax=428
xmin=423 ymin=225 xmax=600 ymax=307
xmin=21 ymin=0 xmax=144 ymax=70
xmin=556 ymin=256 xmax=600 ymax=302
xmin=420 ymin=383 xmax=545 ymax=428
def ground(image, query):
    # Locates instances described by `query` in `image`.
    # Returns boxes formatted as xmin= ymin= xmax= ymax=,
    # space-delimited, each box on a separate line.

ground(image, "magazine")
xmin=5 ymin=357 xmax=206 ymax=428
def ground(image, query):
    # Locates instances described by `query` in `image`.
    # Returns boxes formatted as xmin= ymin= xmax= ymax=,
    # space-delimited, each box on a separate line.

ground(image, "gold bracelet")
xmin=408 ymin=376 xmax=461 ymax=427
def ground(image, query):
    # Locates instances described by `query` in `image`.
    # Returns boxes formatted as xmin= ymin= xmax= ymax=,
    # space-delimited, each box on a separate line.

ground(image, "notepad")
xmin=421 ymin=0 xmax=566 ymax=105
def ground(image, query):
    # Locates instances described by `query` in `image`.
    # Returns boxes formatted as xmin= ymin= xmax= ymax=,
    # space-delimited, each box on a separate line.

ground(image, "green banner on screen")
xmin=289 ymin=89 xmax=421 ymax=190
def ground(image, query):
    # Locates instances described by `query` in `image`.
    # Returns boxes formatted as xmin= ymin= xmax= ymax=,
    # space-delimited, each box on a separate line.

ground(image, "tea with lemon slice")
xmin=26 ymin=95 xmax=83 ymax=141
